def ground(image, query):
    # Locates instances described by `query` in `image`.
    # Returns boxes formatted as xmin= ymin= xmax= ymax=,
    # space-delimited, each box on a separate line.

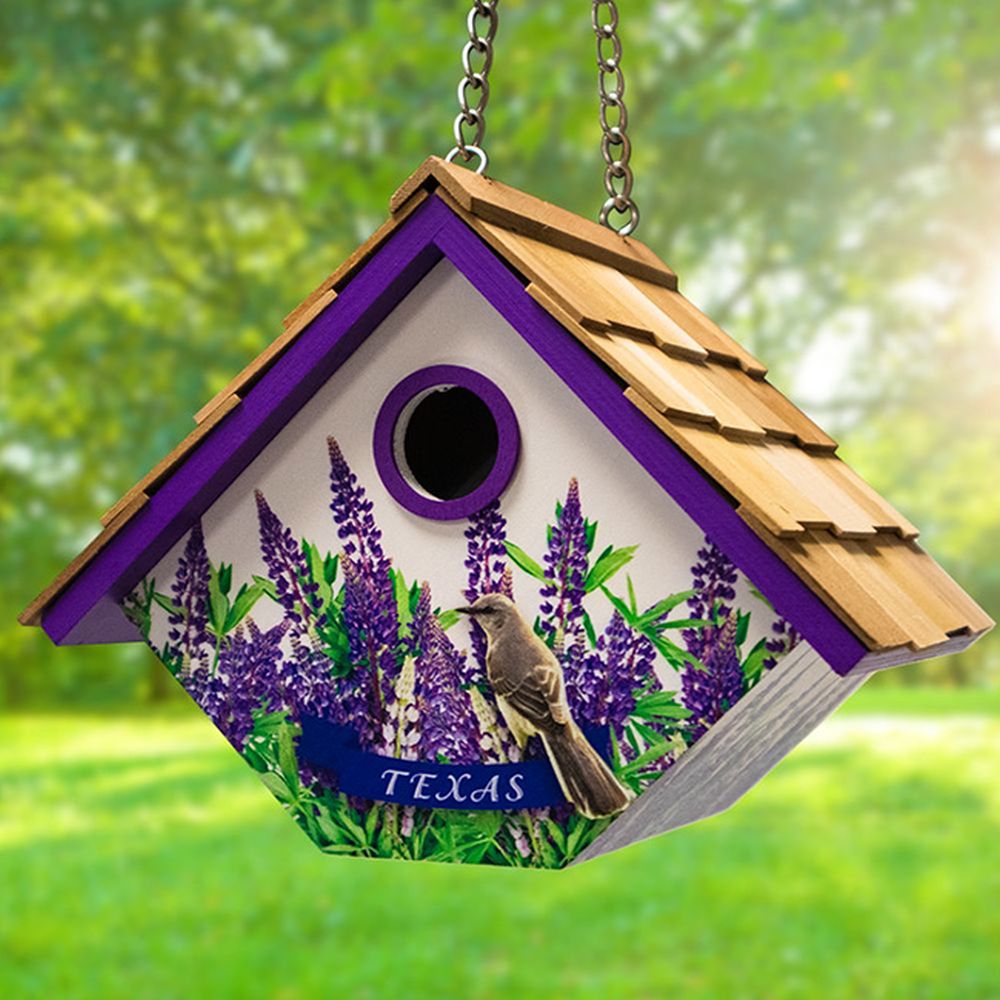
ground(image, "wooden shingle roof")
xmin=21 ymin=158 xmax=993 ymax=662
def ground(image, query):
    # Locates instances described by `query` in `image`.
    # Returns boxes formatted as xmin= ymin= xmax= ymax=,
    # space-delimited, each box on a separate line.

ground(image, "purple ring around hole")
xmin=372 ymin=364 xmax=521 ymax=521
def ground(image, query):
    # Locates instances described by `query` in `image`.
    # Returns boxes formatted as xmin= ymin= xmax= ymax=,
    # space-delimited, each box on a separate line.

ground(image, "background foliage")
xmin=2 ymin=0 xmax=997 ymax=701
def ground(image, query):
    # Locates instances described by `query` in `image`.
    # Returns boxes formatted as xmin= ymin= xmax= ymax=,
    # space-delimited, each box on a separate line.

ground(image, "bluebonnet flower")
xmin=254 ymin=490 xmax=326 ymax=634
xmin=166 ymin=522 xmax=212 ymax=674
xmin=328 ymin=437 xmax=400 ymax=745
xmin=410 ymin=583 xmax=481 ymax=764
xmin=539 ymin=478 xmax=589 ymax=656
xmin=683 ymin=536 xmax=738 ymax=661
xmin=681 ymin=610 xmax=743 ymax=740
xmin=463 ymin=500 xmax=513 ymax=682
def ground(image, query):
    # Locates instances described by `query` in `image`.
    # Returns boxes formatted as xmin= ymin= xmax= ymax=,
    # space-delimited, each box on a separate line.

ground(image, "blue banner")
xmin=298 ymin=714 xmax=610 ymax=811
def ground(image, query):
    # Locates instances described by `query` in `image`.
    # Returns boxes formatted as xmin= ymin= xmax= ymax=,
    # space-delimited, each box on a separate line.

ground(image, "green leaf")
xmin=152 ymin=592 xmax=182 ymax=616
xmin=304 ymin=541 xmax=332 ymax=611
xmin=632 ymin=690 xmax=693 ymax=720
xmin=656 ymin=617 xmax=709 ymax=630
xmin=259 ymin=771 xmax=294 ymax=804
xmin=504 ymin=541 xmax=546 ymax=580
xmin=207 ymin=565 xmax=230 ymax=636
xmin=627 ymin=576 xmax=638 ymax=616
xmin=599 ymin=585 xmax=638 ymax=627
xmin=224 ymin=580 xmax=267 ymax=633
xmin=741 ymin=637 xmax=770 ymax=688
xmin=217 ymin=562 xmax=233 ymax=596
xmin=565 ymin=815 xmax=594 ymax=858
xmin=735 ymin=611 xmax=750 ymax=648
xmin=584 ymin=545 xmax=637 ymax=593
xmin=584 ymin=518 xmax=598 ymax=553
xmin=543 ymin=819 xmax=567 ymax=852
xmin=636 ymin=590 xmax=695 ymax=627
xmin=277 ymin=723 xmax=300 ymax=795
xmin=252 ymin=574 xmax=278 ymax=601
xmin=437 ymin=608 xmax=461 ymax=631
xmin=620 ymin=739 xmax=676 ymax=777
xmin=642 ymin=628 xmax=704 ymax=671
xmin=393 ymin=569 xmax=413 ymax=628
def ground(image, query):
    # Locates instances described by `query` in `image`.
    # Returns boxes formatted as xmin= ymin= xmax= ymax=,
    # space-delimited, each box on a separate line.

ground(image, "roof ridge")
xmin=390 ymin=156 xmax=678 ymax=290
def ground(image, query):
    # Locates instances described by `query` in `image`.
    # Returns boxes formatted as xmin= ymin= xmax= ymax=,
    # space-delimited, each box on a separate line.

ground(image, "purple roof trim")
xmin=373 ymin=364 xmax=521 ymax=520
xmin=40 ymin=193 xmax=867 ymax=675
xmin=43 ymin=198 xmax=449 ymax=644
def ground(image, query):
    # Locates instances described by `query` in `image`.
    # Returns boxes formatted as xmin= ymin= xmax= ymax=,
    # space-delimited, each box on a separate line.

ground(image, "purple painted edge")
xmin=372 ymin=364 xmax=520 ymax=521
xmin=42 ymin=196 xmax=451 ymax=644
xmin=40 ymin=191 xmax=867 ymax=675
xmin=427 ymin=209 xmax=868 ymax=676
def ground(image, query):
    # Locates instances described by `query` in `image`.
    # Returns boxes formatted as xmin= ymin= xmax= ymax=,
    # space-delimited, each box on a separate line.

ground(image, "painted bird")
xmin=459 ymin=594 xmax=633 ymax=819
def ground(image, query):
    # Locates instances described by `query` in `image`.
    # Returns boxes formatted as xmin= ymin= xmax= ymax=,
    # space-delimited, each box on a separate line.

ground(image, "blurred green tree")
xmin=2 ymin=0 xmax=997 ymax=705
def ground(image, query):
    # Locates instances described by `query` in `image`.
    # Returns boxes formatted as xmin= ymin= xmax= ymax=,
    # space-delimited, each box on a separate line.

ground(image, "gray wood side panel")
xmin=571 ymin=645 xmax=866 ymax=865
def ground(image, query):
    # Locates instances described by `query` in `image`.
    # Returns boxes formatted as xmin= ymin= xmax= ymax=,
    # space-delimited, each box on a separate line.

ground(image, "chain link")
xmin=445 ymin=1 xmax=500 ymax=175
xmin=592 ymin=0 xmax=639 ymax=236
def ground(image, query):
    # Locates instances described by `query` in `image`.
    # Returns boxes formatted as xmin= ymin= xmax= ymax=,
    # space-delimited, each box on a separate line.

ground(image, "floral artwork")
xmin=123 ymin=437 xmax=799 ymax=868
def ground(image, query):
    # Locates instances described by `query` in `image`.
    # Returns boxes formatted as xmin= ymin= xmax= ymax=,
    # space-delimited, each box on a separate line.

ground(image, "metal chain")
xmin=592 ymin=0 xmax=639 ymax=236
xmin=445 ymin=1 xmax=500 ymax=175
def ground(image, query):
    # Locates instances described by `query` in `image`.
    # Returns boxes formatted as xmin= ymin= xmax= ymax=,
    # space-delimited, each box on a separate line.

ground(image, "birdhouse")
xmin=21 ymin=158 xmax=993 ymax=868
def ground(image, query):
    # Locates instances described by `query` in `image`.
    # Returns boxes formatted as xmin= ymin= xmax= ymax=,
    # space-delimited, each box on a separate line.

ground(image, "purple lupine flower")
xmin=683 ymin=536 xmax=739 ymax=661
xmin=340 ymin=558 xmax=387 ymax=747
xmin=328 ymin=437 xmax=400 ymax=745
xmin=283 ymin=632 xmax=344 ymax=725
xmin=254 ymin=490 xmax=326 ymax=634
xmin=604 ymin=613 xmax=661 ymax=735
xmin=764 ymin=616 xmax=801 ymax=670
xmin=539 ymin=478 xmax=589 ymax=656
xmin=681 ymin=610 xmax=743 ymax=740
xmin=463 ymin=500 xmax=514 ymax=684
xmin=191 ymin=619 xmax=290 ymax=750
xmin=410 ymin=584 xmax=482 ymax=764
xmin=379 ymin=657 xmax=421 ymax=759
xmin=565 ymin=632 xmax=608 ymax=727
xmin=567 ymin=612 xmax=661 ymax=760
xmin=166 ymin=522 xmax=212 ymax=673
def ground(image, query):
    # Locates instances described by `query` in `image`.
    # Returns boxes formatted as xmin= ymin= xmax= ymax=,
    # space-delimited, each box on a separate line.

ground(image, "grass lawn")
xmin=1 ymin=687 xmax=998 ymax=999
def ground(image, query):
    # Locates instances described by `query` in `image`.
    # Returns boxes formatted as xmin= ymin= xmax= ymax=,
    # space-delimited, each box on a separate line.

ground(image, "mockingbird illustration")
xmin=459 ymin=594 xmax=633 ymax=819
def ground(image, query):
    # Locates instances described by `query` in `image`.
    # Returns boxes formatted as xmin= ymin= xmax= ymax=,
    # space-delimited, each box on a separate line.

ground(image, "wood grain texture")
xmin=737 ymin=376 xmax=838 ymax=453
xmin=195 ymin=289 xmax=336 ymax=425
xmin=390 ymin=156 xmax=679 ymax=289
xmin=98 ymin=393 xmax=241 ymax=532
xmin=572 ymin=643 xmax=866 ymax=864
xmin=630 ymin=279 xmax=769 ymax=377
xmin=850 ymin=629 xmax=986 ymax=673
xmin=26 ymin=163 xmax=989 ymax=668
xmin=282 ymin=187 xmax=431 ymax=336
xmin=19 ymin=491 xmax=150 ymax=627
xmin=740 ymin=516 xmax=993 ymax=652
xmin=626 ymin=391 xmax=847 ymax=536
xmin=469 ymin=220 xmax=703 ymax=360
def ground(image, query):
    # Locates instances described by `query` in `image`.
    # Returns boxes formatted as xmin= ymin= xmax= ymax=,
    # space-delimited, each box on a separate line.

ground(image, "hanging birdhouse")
xmin=20 ymin=4 xmax=992 ymax=868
